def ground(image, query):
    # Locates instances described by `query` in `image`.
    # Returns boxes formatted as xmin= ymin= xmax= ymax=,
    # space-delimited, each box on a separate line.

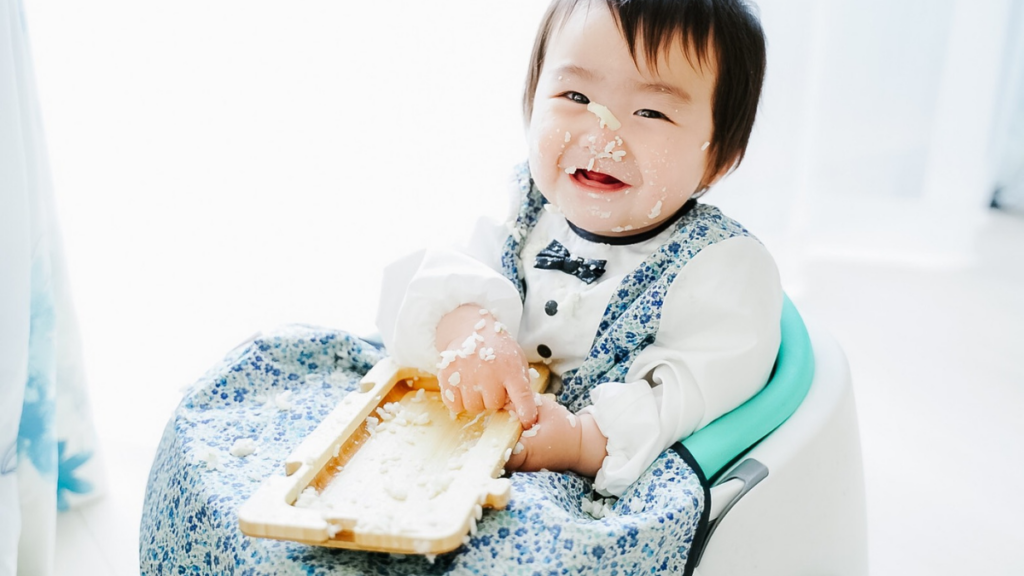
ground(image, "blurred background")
xmin=10 ymin=0 xmax=1024 ymax=573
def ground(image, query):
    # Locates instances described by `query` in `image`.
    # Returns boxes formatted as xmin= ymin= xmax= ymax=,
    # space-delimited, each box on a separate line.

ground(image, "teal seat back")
xmin=681 ymin=295 xmax=815 ymax=479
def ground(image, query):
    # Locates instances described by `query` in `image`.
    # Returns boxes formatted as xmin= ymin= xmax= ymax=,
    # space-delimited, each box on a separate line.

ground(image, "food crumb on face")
xmin=586 ymin=101 xmax=621 ymax=130
xmin=564 ymin=131 xmax=571 ymax=142
xmin=648 ymin=200 xmax=663 ymax=219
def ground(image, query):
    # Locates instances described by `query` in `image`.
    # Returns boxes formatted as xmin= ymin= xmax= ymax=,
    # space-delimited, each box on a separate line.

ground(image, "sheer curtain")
xmin=713 ymin=0 xmax=1016 ymax=274
xmin=993 ymin=0 xmax=1024 ymax=212
xmin=0 ymin=1 xmax=101 ymax=574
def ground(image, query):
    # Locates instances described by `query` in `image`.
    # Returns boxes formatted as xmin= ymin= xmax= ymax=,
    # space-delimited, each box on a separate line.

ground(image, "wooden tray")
xmin=238 ymin=358 xmax=548 ymax=555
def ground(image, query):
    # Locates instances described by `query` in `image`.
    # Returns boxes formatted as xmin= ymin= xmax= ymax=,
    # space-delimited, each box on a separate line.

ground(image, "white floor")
xmin=789 ymin=209 xmax=1024 ymax=574
xmin=49 ymin=205 xmax=1024 ymax=575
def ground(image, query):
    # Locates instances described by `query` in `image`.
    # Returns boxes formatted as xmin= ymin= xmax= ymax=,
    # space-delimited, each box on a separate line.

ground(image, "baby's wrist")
xmin=435 ymin=304 xmax=490 ymax=353
xmin=571 ymin=413 xmax=608 ymax=477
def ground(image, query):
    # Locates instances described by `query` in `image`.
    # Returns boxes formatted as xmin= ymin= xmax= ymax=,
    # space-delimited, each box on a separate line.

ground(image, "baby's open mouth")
xmin=571 ymin=169 xmax=628 ymax=192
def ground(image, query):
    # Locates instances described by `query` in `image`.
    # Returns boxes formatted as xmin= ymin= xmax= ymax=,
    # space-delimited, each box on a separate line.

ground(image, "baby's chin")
xmin=560 ymin=208 xmax=649 ymax=237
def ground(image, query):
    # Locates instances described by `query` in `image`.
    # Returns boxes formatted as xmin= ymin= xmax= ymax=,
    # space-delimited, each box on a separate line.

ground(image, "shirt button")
xmin=537 ymin=344 xmax=552 ymax=358
xmin=544 ymin=300 xmax=558 ymax=316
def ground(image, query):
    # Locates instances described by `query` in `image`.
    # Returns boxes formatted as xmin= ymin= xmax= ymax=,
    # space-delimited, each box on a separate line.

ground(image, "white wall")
xmin=714 ymin=0 xmax=1013 ymax=274
xmin=23 ymin=0 xmax=550 ymax=445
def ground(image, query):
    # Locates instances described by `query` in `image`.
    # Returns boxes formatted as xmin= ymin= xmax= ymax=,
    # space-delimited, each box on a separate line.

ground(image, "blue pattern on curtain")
xmin=1 ymin=1 xmax=100 ymax=574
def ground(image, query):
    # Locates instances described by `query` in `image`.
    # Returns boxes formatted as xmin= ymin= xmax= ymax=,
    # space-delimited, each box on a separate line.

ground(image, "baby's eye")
xmin=562 ymin=91 xmax=590 ymax=105
xmin=635 ymin=109 xmax=670 ymax=121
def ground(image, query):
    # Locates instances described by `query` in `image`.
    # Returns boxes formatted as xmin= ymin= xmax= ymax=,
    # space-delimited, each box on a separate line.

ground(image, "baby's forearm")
xmin=569 ymin=413 xmax=608 ymax=478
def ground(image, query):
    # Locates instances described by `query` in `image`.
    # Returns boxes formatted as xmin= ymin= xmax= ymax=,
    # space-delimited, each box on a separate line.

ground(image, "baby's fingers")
xmin=460 ymin=382 xmax=485 ymax=413
xmin=439 ymin=376 xmax=464 ymax=415
xmin=480 ymin=381 xmax=508 ymax=412
xmin=505 ymin=375 xmax=539 ymax=427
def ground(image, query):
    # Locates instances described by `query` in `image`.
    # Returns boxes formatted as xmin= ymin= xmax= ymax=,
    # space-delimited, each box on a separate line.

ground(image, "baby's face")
xmin=527 ymin=4 xmax=718 ymax=236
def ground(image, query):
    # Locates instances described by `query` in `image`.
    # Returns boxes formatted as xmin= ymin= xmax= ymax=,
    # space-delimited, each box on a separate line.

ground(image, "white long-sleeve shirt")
xmin=376 ymin=203 xmax=782 ymax=497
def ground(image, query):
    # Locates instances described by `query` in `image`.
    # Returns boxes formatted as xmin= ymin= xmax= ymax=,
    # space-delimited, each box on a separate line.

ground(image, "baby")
xmin=377 ymin=0 xmax=780 ymax=498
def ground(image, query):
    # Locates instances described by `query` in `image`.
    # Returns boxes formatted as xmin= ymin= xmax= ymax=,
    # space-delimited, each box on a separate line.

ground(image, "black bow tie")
xmin=533 ymin=240 xmax=607 ymax=284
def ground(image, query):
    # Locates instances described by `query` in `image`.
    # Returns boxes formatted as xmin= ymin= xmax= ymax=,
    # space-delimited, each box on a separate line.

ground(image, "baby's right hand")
xmin=435 ymin=304 xmax=538 ymax=427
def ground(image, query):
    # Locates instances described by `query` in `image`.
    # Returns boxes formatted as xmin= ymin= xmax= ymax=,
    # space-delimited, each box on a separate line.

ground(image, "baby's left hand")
xmin=505 ymin=395 xmax=607 ymax=476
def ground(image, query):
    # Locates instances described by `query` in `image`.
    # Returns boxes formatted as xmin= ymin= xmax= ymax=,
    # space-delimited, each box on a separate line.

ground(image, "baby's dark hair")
xmin=523 ymin=0 xmax=767 ymax=186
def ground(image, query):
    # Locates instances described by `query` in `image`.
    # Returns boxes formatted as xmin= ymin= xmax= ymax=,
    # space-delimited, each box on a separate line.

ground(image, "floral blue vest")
xmin=501 ymin=164 xmax=754 ymax=412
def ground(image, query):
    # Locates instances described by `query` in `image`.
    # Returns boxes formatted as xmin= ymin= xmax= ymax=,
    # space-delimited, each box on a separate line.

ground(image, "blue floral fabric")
xmin=141 ymin=326 xmax=705 ymax=575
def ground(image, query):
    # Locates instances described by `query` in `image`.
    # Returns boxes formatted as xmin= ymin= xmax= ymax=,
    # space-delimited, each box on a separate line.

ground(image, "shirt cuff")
xmin=582 ymin=379 xmax=665 ymax=498
xmin=377 ymin=248 xmax=523 ymax=373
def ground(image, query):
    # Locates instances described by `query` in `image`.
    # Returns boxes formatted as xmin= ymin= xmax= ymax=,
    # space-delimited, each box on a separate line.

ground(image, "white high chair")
xmin=694 ymin=324 xmax=868 ymax=575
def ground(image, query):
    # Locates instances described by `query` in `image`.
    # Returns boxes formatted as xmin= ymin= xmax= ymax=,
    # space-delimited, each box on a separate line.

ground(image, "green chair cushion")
xmin=681 ymin=294 xmax=815 ymax=479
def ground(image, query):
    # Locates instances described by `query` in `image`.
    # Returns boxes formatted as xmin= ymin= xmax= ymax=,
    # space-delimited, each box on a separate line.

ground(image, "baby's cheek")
xmin=527 ymin=126 xmax=567 ymax=191
xmin=628 ymin=146 xmax=667 ymax=210
xmin=531 ymin=123 xmax=569 ymax=163
xmin=639 ymin=145 xmax=672 ymax=182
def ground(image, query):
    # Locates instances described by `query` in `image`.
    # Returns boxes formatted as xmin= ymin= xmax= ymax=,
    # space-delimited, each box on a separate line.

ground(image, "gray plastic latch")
xmin=692 ymin=458 xmax=769 ymax=568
